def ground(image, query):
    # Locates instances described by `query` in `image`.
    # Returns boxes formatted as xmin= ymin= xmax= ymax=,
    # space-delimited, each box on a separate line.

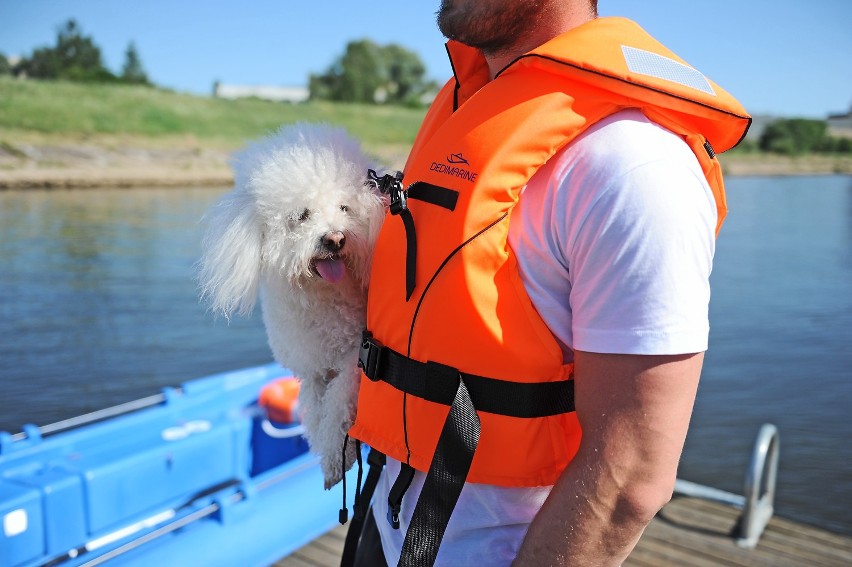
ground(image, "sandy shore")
xmin=0 ymin=141 xmax=849 ymax=189
xmin=0 ymin=142 xmax=235 ymax=189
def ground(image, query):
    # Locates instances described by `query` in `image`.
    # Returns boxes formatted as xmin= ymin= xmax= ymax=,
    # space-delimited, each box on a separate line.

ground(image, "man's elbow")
xmin=613 ymin=476 xmax=676 ymax=527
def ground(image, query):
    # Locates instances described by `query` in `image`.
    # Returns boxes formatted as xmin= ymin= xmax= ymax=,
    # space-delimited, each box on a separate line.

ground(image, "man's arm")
xmin=513 ymin=350 xmax=704 ymax=567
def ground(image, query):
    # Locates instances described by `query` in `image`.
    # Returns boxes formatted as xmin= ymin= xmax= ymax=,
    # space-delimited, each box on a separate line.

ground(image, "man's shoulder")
xmin=553 ymin=108 xmax=702 ymax=184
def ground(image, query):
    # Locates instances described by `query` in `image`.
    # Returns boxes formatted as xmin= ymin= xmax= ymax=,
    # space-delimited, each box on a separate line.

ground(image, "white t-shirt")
xmin=373 ymin=109 xmax=718 ymax=566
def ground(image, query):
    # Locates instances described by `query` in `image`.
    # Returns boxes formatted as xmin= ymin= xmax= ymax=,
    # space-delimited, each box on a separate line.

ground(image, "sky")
xmin=1 ymin=0 xmax=850 ymax=119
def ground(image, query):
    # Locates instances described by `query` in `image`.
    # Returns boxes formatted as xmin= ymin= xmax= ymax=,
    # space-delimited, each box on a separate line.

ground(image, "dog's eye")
xmin=340 ymin=204 xmax=350 ymax=213
xmin=298 ymin=208 xmax=311 ymax=222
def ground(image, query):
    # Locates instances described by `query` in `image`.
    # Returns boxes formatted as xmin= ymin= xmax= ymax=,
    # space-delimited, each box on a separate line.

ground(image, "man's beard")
xmin=437 ymin=0 xmax=549 ymax=57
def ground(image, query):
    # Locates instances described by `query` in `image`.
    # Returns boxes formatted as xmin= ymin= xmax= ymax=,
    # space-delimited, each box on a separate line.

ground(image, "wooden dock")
xmin=273 ymin=495 xmax=852 ymax=567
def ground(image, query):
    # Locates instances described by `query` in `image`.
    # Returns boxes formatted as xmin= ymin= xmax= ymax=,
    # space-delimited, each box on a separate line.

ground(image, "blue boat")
xmin=0 ymin=363 xmax=356 ymax=567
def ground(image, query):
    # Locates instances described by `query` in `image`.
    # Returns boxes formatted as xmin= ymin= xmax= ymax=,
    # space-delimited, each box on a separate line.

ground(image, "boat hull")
xmin=0 ymin=363 xmax=354 ymax=567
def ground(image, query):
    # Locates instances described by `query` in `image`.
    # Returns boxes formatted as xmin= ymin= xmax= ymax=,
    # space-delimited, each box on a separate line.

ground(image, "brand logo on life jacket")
xmin=446 ymin=152 xmax=469 ymax=166
xmin=429 ymin=152 xmax=478 ymax=182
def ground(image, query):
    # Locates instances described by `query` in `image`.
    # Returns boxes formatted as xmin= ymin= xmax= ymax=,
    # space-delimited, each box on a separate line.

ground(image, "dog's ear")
xmin=197 ymin=189 xmax=263 ymax=317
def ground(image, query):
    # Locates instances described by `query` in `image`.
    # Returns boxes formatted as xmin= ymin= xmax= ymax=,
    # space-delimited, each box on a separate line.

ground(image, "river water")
xmin=1 ymin=176 xmax=850 ymax=535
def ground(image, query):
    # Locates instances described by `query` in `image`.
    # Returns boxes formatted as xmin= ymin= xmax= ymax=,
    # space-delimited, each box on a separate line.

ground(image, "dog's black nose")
xmin=322 ymin=231 xmax=346 ymax=252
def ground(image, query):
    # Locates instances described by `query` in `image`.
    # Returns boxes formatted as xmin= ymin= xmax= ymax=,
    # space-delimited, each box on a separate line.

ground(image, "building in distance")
xmin=213 ymin=82 xmax=309 ymax=103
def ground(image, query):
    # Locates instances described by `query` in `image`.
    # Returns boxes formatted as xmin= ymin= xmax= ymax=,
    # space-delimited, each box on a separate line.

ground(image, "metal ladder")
xmin=674 ymin=423 xmax=780 ymax=548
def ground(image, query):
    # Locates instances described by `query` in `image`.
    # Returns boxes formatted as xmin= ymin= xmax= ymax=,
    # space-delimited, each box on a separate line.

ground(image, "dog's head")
xmin=198 ymin=123 xmax=387 ymax=317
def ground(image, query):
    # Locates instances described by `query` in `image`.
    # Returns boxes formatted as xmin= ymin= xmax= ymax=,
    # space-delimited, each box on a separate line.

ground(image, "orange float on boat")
xmin=258 ymin=377 xmax=301 ymax=424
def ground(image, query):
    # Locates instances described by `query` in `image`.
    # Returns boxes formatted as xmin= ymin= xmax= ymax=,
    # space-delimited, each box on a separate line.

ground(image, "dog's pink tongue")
xmin=315 ymin=258 xmax=346 ymax=283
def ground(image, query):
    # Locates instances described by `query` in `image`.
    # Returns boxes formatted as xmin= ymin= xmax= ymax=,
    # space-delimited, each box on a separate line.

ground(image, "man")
xmin=347 ymin=1 xmax=750 ymax=565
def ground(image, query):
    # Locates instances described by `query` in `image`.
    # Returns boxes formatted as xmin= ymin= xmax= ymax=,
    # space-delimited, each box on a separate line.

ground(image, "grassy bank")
xmin=0 ymin=77 xmax=425 ymax=151
xmin=1 ymin=77 xmax=850 ymax=187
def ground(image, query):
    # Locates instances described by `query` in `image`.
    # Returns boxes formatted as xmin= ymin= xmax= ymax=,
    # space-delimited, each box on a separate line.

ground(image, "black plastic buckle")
xmin=386 ymin=463 xmax=415 ymax=530
xmin=358 ymin=331 xmax=384 ymax=381
xmin=368 ymin=169 xmax=406 ymax=215
xmin=387 ymin=506 xmax=401 ymax=530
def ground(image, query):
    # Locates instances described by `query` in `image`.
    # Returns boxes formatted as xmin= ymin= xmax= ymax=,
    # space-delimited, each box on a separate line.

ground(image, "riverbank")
xmin=2 ymin=79 xmax=849 ymax=188
xmin=0 ymin=136 xmax=412 ymax=189
xmin=0 ymin=137 xmax=849 ymax=189
xmin=0 ymin=138 xmax=234 ymax=189
xmin=723 ymin=152 xmax=852 ymax=177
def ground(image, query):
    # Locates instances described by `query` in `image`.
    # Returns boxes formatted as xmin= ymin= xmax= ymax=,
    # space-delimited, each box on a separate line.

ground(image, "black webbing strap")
xmin=398 ymin=376 xmax=480 ymax=566
xmin=359 ymin=332 xmax=575 ymax=418
xmin=408 ymin=182 xmax=459 ymax=212
xmin=387 ymin=463 xmax=416 ymax=529
xmin=340 ymin=448 xmax=387 ymax=567
xmin=399 ymin=208 xmax=417 ymax=301
xmin=368 ymin=170 xmax=459 ymax=303
xmin=358 ymin=332 xmax=575 ymax=566
xmin=401 ymin=182 xmax=458 ymax=301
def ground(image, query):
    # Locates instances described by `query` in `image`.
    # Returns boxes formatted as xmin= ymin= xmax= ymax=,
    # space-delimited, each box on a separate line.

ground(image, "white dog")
xmin=198 ymin=123 xmax=387 ymax=488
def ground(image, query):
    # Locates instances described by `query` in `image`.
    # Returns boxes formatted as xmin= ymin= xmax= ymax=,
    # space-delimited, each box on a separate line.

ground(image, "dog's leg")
xmin=297 ymin=367 xmax=359 ymax=489
xmin=320 ymin=365 xmax=360 ymax=488
xmin=296 ymin=375 xmax=328 ymax=477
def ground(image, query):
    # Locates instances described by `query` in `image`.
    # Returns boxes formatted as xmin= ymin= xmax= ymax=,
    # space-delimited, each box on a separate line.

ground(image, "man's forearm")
xmin=511 ymin=442 xmax=666 ymax=566
xmin=513 ymin=351 xmax=704 ymax=566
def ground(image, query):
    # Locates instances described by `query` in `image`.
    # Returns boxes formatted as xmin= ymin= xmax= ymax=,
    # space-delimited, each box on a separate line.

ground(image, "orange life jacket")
xmin=349 ymin=17 xmax=750 ymax=488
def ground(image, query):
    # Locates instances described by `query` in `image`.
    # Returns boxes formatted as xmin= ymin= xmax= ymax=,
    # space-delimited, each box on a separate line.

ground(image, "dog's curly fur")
xmin=198 ymin=123 xmax=387 ymax=488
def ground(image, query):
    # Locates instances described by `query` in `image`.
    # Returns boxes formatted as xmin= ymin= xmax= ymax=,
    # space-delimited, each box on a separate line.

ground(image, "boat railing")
xmin=674 ymin=423 xmax=780 ymax=549
xmin=7 ymin=392 xmax=172 ymax=443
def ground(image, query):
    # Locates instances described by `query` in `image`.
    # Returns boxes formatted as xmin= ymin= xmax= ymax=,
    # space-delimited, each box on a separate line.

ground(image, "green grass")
xmin=7 ymin=78 xmax=846 ymax=174
xmin=0 ymin=77 xmax=425 ymax=149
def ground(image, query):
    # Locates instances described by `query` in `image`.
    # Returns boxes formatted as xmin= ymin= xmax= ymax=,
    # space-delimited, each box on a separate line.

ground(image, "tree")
xmin=382 ymin=44 xmax=427 ymax=104
xmin=309 ymin=39 xmax=386 ymax=103
xmin=121 ymin=41 xmax=149 ymax=85
xmin=16 ymin=19 xmax=115 ymax=82
xmin=0 ymin=53 xmax=9 ymax=75
xmin=759 ymin=118 xmax=828 ymax=155
xmin=309 ymin=40 xmax=433 ymax=105
xmin=338 ymin=39 xmax=386 ymax=103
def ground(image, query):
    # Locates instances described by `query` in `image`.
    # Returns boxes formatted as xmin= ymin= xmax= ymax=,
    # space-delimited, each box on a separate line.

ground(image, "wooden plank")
xmin=684 ymin=497 xmax=851 ymax=549
xmin=274 ymin=497 xmax=852 ymax=567
xmin=291 ymin=542 xmax=340 ymax=566
xmin=658 ymin=498 xmax=852 ymax=566
xmin=634 ymin=517 xmax=793 ymax=567
xmin=271 ymin=525 xmax=348 ymax=567
xmin=627 ymin=535 xmax=731 ymax=567
xmin=271 ymin=552 xmax=320 ymax=567
xmin=634 ymin=499 xmax=852 ymax=567
xmin=312 ymin=531 xmax=346 ymax=555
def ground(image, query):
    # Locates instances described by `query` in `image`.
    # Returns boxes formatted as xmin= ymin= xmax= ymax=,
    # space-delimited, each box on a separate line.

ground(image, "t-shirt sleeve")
xmin=566 ymin=158 xmax=717 ymax=355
